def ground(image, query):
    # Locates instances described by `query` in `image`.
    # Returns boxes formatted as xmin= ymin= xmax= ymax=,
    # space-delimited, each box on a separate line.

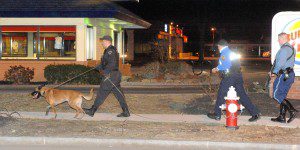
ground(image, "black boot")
xmin=117 ymin=106 xmax=130 ymax=117
xmin=83 ymin=105 xmax=98 ymax=117
xmin=271 ymin=103 xmax=287 ymax=123
xmin=284 ymin=99 xmax=298 ymax=123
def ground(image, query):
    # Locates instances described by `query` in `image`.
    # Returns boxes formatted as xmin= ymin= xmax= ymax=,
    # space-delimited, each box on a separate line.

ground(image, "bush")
xmin=142 ymin=61 xmax=160 ymax=79
xmin=160 ymin=61 xmax=192 ymax=75
xmin=44 ymin=64 xmax=102 ymax=85
xmin=4 ymin=65 xmax=34 ymax=84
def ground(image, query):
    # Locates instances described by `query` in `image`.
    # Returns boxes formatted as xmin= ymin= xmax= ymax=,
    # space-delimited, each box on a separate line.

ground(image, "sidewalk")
xmin=13 ymin=111 xmax=300 ymax=128
xmin=0 ymin=136 xmax=298 ymax=150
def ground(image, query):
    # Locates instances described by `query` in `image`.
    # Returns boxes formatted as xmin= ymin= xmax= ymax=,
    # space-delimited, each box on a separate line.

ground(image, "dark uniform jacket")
xmin=96 ymin=45 xmax=121 ymax=90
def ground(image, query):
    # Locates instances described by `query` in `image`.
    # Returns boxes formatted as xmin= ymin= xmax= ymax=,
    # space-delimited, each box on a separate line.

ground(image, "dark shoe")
xmin=83 ymin=105 xmax=97 ymax=117
xmin=207 ymin=113 xmax=221 ymax=121
xmin=117 ymin=112 xmax=130 ymax=117
xmin=284 ymin=99 xmax=298 ymax=123
xmin=271 ymin=103 xmax=287 ymax=123
xmin=248 ymin=114 xmax=261 ymax=122
xmin=117 ymin=105 xmax=130 ymax=117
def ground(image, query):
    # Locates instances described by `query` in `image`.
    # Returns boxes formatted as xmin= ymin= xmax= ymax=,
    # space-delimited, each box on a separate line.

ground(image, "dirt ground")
xmin=0 ymin=92 xmax=289 ymax=117
xmin=0 ymin=118 xmax=299 ymax=144
xmin=0 ymin=87 xmax=299 ymax=144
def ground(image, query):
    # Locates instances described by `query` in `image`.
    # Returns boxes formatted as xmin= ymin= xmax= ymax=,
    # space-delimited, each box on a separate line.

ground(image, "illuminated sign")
xmin=164 ymin=24 xmax=168 ymax=32
xmin=272 ymin=12 xmax=300 ymax=76
xmin=284 ymin=20 xmax=300 ymax=66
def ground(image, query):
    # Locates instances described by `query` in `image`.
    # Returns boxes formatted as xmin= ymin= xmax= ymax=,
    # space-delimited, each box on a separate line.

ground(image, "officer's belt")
xmin=278 ymin=67 xmax=293 ymax=75
xmin=219 ymin=69 xmax=241 ymax=78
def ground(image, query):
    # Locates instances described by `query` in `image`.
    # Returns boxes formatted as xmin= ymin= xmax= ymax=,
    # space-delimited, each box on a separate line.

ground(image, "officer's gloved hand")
xmin=269 ymin=72 xmax=276 ymax=77
xmin=100 ymin=70 xmax=111 ymax=79
xmin=99 ymin=70 xmax=104 ymax=75
xmin=212 ymin=68 xmax=218 ymax=74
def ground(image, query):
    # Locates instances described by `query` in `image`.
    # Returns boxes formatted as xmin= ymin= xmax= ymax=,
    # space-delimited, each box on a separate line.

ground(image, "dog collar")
xmin=31 ymin=91 xmax=42 ymax=99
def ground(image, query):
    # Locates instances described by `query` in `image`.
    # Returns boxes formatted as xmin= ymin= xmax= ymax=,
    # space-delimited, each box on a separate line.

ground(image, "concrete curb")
xmin=0 ymin=136 xmax=298 ymax=149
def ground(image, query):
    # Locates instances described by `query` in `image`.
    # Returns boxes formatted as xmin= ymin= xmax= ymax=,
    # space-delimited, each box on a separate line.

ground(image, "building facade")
xmin=0 ymin=0 xmax=150 ymax=81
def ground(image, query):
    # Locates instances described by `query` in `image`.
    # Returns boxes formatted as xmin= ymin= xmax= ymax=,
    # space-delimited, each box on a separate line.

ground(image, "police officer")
xmin=207 ymin=39 xmax=260 ymax=122
xmin=84 ymin=35 xmax=130 ymax=117
xmin=271 ymin=32 xmax=297 ymax=123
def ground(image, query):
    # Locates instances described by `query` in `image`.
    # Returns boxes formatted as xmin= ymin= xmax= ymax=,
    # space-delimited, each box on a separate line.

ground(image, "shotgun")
xmin=264 ymin=60 xmax=276 ymax=91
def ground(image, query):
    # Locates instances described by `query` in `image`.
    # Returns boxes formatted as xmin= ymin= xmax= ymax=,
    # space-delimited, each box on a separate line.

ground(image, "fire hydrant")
xmin=219 ymin=86 xmax=245 ymax=130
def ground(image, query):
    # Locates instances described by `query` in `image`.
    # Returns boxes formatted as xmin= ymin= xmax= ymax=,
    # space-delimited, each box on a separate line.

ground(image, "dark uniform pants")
xmin=214 ymin=73 xmax=260 ymax=117
xmin=93 ymin=71 xmax=129 ymax=111
xmin=273 ymin=70 xmax=295 ymax=104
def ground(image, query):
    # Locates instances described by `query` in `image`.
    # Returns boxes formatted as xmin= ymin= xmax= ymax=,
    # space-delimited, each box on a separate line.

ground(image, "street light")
xmin=210 ymin=27 xmax=216 ymax=57
xmin=211 ymin=27 xmax=216 ymax=45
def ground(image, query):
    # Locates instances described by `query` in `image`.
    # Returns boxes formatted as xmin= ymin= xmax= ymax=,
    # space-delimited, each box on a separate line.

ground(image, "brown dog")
xmin=31 ymin=86 xmax=94 ymax=119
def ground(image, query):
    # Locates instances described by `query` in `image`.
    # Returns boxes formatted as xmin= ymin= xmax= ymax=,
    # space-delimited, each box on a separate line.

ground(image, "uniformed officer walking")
xmin=270 ymin=32 xmax=298 ymax=123
xmin=84 ymin=35 xmax=130 ymax=117
xmin=207 ymin=39 xmax=260 ymax=122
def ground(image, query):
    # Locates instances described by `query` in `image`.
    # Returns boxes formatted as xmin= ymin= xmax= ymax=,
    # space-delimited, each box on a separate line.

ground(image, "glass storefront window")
xmin=64 ymin=32 xmax=76 ymax=57
xmin=0 ymin=26 xmax=76 ymax=59
xmin=34 ymin=32 xmax=76 ymax=57
xmin=2 ymin=32 xmax=28 ymax=57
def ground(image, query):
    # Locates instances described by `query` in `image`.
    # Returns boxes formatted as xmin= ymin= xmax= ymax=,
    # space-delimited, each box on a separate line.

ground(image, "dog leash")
xmin=103 ymin=77 xmax=162 ymax=121
xmin=48 ymin=67 xmax=163 ymax=121
xmin=52 ymin=67 xmax=98 ymax=89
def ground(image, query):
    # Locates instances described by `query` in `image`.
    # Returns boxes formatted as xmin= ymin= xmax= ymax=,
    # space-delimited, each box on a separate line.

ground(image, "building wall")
xmin=0 ymin=18 xmax=132 ymax=82
xmin=0 ymin=60 xmax=131 ymax=82
xmin=0 ymin=60 xmax=87 ymax=81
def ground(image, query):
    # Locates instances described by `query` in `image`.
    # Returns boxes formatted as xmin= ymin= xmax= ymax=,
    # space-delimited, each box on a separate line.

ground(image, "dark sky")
xmin=118 ymin=0 xmax=300 ymax=50
xmin=120 ymin=0 xmax=299 ymax=23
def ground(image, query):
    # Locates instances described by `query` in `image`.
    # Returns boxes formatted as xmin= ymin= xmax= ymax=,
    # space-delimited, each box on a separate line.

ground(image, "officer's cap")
xmin=100 ymin=35 xmax=113 ymax=42
xmin=217 ymin=39 xmax=229 ymax=46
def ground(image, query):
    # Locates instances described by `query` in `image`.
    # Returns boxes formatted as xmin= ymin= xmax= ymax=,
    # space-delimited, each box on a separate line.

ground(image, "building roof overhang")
xmin=0 ymin=0 xmax=151 ymax=29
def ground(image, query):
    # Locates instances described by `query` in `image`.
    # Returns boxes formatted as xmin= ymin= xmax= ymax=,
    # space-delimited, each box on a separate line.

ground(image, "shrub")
xmin=44 ymin=64 xmax=102 ymax=85
xmin=160 ymin=61 xmax=192 ymax=75
xmin=142 ymin=61 xmax=160 ymax=79
xmin=4 ymin=65 xmax=34 ymax=84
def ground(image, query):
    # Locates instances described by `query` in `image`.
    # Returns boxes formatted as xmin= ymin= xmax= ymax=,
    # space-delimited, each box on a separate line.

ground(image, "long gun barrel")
xmin=264 ymin=60 xmax=276 ymax=91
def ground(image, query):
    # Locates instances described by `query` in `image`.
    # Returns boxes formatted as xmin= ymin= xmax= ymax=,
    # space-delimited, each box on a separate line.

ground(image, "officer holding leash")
xmin=270 ymin=32 xmax=297 ymax=123
xmin=84 ymin=35 xmax=130 ymax=117
xmin=207 ymin=39 xmax=261 ymax=122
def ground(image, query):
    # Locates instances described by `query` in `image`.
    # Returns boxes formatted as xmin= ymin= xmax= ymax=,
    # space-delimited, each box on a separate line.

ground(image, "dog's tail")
xmin=82 ymin=88 xmax=94 ymax=101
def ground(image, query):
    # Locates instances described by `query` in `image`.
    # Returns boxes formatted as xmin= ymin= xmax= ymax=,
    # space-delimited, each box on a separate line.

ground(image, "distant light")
xmin=211 ymin=27 xmax=216 ymax=31
xmin=109 ymin=19 xmax=118 ymax=22
xmin=164 ymin=24 xmax=168 ymax=32
xmin=121 ymin=54 xmax=127 ymax=58
xmin=170 ymin=22 xmax=173 ymax=25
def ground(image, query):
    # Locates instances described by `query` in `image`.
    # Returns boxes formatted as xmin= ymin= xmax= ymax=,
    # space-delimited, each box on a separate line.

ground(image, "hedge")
xmin=44 ymin=64 xmax=102 ymax=85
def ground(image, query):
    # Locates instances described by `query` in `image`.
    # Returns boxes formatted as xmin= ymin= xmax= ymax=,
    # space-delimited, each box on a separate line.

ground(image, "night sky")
xmin=118 ymin=0 xmax=300 ymax=51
